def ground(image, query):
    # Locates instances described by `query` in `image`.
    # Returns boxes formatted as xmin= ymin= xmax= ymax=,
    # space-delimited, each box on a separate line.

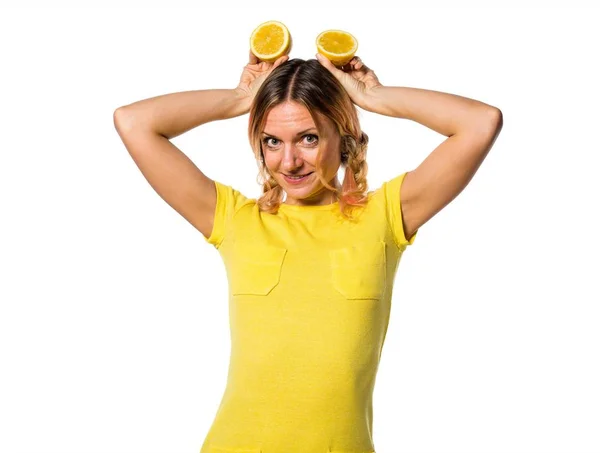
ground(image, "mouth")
xmin=283 ymin=172 xmax=313 ymax=184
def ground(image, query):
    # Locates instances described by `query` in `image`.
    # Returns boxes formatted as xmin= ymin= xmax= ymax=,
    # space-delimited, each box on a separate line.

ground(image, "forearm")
xmin=115 ymin=88 xmax=250 ymax=139
xmin=365 ymin=86 xmax=500 ymax=137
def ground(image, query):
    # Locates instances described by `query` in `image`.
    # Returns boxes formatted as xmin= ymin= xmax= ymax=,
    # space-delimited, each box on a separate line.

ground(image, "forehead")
xmin=263 ymin=102 xmax=329 ymax=132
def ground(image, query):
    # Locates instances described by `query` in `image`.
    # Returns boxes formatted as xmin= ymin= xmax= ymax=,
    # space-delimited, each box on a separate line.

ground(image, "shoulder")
xmin=368 ymin=172 xmax=418 ymax=248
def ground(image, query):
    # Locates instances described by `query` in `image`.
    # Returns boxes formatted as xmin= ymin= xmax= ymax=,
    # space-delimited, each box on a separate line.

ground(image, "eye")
xmin=262 ymin=134 xmax=319 ymax=149
xmin=304 ymin=134 xmax=319 ymax=145
xmin=262 ymin=137 xmax=279 ymax=148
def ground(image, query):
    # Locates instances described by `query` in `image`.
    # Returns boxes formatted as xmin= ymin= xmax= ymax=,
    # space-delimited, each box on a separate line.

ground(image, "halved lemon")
xmin=250 ymin=20 xmax=292 ymax=63
xmin=316 ymin=29 xmax=358 ymax=67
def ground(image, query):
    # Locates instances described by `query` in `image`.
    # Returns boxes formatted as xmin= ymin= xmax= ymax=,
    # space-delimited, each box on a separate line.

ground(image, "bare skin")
xmin=114 ymin=51 xmax=291 ymax=241
xmin=115 ymin=49 xmax=502 ymax=243
xmin=316 ymin=53 xmax=503 ymax=241
xmin=261 ymin=102 xmax=342 ymax=206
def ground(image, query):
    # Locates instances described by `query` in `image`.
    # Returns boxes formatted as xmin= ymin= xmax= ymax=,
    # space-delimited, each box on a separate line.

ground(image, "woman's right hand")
xmin=235 ymin=50 xmax=289 ymax=108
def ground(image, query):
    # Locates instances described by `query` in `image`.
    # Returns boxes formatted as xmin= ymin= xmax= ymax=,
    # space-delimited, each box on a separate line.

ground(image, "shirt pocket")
xmin=230 ymin=242 xmax=287 ymax=296
xmin=329 ymin=240 xmax=387 ymax=300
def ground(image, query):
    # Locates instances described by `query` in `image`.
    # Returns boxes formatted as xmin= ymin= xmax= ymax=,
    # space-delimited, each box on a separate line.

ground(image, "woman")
xmin=114 ymin=49 xmax=502 ymax=453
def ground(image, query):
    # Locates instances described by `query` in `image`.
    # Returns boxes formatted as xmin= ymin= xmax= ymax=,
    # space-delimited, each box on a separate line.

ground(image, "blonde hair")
xmin=248 ymin=58 xmax=370 ymax=221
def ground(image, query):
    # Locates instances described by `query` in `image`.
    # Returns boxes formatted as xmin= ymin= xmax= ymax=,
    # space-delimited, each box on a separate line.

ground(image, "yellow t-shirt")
xmin=200 ymin=172 xmax=417 ymax=453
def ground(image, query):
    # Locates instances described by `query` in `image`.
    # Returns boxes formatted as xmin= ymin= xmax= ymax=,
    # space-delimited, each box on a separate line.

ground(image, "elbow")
xmin=487 ymin=107 xmax=503 ymax=130
xmin=113 ymin=107 xmax=133 ymax=132
xmin=483 ymin=108 xmax=503 ymax=145
xmin=113 ymin=107 xmax=128 ymax=123
xmin=477 ymin=107 xmax=503 ymax=137
xmin=491 ymin=109 xmax=503 ymax=139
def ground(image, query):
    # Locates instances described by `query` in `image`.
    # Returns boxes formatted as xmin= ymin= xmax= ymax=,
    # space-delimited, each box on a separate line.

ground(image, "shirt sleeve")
xmin=204 ymin=180 xmax=251 ymax=249
xmin=383 ymin=171 xmax=418 ymax=249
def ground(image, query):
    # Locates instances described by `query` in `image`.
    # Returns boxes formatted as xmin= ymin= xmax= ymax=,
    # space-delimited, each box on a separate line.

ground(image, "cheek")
xmin=262 ymin=150 xmax=274 ymax=166
xmin=263 ymin=154 xmax=280 ymax=175
xmin=319 ymin=144 xmax=341 ymax=169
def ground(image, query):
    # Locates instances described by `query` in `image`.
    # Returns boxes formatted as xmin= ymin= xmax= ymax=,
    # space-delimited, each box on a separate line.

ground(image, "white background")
xmin=1 ymin=4 xmax=599 ymax=453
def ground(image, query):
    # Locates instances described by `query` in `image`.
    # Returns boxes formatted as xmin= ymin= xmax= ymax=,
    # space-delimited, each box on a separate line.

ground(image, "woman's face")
xmin=261 ymin=101 xmax=341 ymax=206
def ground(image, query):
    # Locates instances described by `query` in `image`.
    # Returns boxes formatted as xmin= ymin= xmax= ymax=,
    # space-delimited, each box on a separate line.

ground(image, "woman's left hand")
xmin=315 ymin=54 xmax=383 ymax=111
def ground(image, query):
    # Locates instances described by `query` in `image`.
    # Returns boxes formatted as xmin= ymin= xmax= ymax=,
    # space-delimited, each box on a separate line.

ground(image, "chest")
xmin=223 ymin=239 xmax=396 ymax=302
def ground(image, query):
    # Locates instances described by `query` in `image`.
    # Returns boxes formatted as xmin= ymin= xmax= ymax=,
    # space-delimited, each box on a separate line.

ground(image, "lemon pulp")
xmin=250 ymin=21 xmax=291 ymax=63
xmin=316 ymin=30 xmax=358 ymax=67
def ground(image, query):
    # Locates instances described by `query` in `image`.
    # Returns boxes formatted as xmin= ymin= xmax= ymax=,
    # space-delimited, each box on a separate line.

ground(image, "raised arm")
xmin=364 ymin=85 xmax=503 ymax=240
xmin=316 ymin=54 xmax=503 ymax=241
xmin=113 ymin=51 xmax=288 ymax=239
xmin=113 ymin=88 xmax=250 ymax=239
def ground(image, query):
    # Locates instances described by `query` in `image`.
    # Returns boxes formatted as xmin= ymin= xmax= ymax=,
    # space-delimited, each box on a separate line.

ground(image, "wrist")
xmin=232 ymin=87 xmax=252 ymax=116
xmin=362 ymin=85 xmax=387 ymax=114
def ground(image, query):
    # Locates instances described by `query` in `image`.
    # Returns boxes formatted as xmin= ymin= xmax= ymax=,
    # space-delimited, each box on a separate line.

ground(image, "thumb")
xmin=273 ymin=55 xmax=289 ymax=68
xmin=316 ymin=53 xmax=344 ymax=79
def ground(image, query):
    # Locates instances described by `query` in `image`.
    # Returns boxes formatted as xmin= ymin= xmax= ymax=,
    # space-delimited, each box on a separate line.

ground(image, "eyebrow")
xmin=261 ymin=128 xmax=318 ymax=138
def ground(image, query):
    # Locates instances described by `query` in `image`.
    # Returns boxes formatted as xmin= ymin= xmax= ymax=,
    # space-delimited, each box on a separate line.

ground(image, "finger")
xmin=273 ymin=55 xmax=289 ymax=68
xmin=315 ymin=53 xmax=343 ymax=78
xmin=351 ymin=56 xmax=364 ymax=70
xmin=342 ymin=57 xmax=361 ymax=72
xmin=249 ymin=49 xmax=259 ymax=65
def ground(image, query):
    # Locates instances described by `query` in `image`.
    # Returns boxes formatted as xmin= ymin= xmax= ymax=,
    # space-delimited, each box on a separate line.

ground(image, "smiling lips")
xmin=284 ymin=172 xmax=313 ymax=183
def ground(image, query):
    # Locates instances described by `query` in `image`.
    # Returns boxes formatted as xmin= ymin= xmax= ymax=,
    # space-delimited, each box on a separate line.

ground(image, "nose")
xmin=281 ymin=144 xmax=304 ymax=171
